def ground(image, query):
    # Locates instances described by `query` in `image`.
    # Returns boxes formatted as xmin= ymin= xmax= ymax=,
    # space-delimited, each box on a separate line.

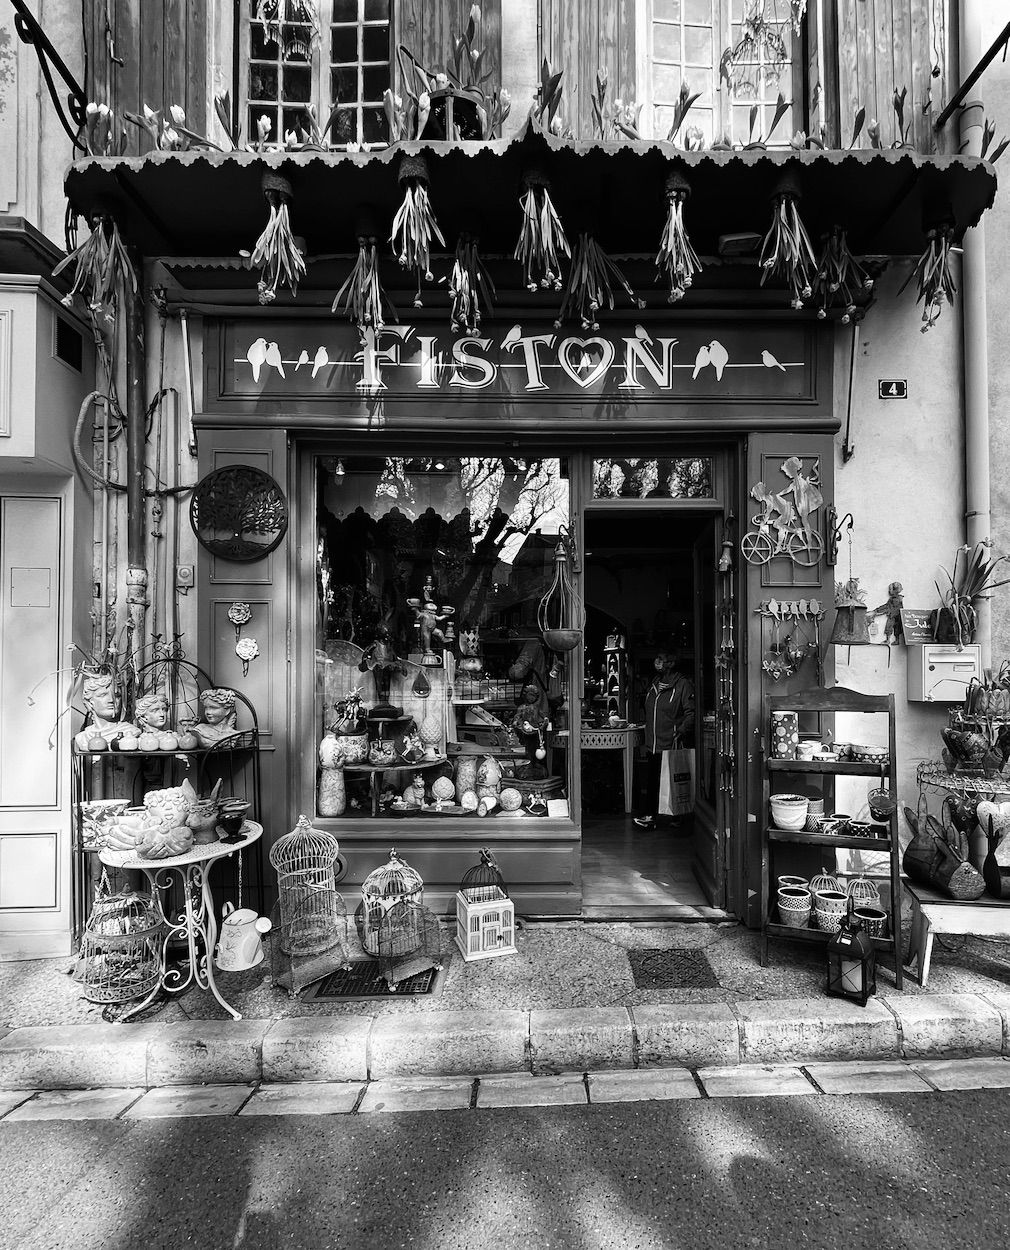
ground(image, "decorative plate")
xmin=190 ymin=465 xmax=288 ymax=562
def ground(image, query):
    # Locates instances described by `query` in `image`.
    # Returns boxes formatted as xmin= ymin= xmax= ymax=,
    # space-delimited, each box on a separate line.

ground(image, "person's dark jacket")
xmin=644 ymin=675 xmax=696 ymax=752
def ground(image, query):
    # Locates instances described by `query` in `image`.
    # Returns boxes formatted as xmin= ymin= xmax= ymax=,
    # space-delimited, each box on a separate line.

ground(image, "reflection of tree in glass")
xmin=592 ymin=457 xmax=711 ymax=499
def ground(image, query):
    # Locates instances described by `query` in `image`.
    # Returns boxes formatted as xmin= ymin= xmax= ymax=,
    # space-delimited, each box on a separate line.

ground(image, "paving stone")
xmin=632 ymin=1003 xmax=739 ymax=1068
xmin=0 ymin=1090 xmax=33 ymax=1118
xmin=804 ymin=1060 xmax=931 ymax=1096
xmin=369 ymin=1010 xmax=527 ymax=1078
xmin=978 ymin=993 xmax=1010 ymax=1053
xmin=698 ymin=1064 xmax=817 ymax=1098
xmin=529 ymin=1008 xmax=632 ymax=1074
xmin=588 ymin=1068 xmax=701 ymax=1103
xmin=239 ymin=1082 xmax=364 ymax=1116
xmin=125 ymin=1083 xmax=253 ymax=1119
xmin=147 ymin=1020 xmax=268 ymax=1086
xmin=5 ymin=1087 xmax=143 ymax=1121
xmin=262 ymin=1016 xmax=371 ymax=1083
xmin=887 ymin=993 xmax=1003 ymax=1057
xmin=0 ymin=1024 xmax=164 ymax=1089
xmin=736 ymin=997 xmax=898 ymax=1064
xmin=478 ymin=1073 xmax=587 ymax=1108
xmin=357 ymin=1077 xmax=474 ymax=1114
xmin=911 ymin=1056 xmax=1010 ymax=1091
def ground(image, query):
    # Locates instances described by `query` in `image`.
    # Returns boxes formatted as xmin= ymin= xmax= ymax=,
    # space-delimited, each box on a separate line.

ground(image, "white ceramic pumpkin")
xmin=460 ymin=789 xmax=479 ymax=811
xmin=431 ymin=775 xmax=455 ymax=802
xmin=499 ymin=787 xmax=523 ymax=812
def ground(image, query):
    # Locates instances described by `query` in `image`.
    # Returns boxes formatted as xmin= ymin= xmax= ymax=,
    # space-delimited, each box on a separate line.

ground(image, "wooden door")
xmin=741 ymin=433 xmax=835 ymax=927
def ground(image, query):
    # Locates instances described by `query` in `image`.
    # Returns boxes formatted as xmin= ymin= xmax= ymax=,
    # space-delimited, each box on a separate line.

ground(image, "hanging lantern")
xmin=537 ymin=531 xmax=585 ymax=653
xmin=829 ymin=578 xmax=871 ymax=646
xmin=825 ymin=904 xmax=877 ymax=1006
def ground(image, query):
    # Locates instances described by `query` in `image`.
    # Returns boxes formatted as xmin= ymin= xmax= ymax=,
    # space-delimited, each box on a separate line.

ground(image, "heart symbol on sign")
xmin=556 ymin=336 xmax=615 ymax=389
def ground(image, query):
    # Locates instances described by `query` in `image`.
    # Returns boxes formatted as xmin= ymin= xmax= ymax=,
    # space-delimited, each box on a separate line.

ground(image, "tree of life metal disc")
xmin=189 ymin=465 xmax=288 ymax=562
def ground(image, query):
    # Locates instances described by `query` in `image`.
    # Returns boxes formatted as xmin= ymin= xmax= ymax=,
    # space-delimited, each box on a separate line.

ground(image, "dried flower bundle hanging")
xmin=53 ymin=212 xmax=137 ymax=322
xmin=812 ymin=227 xmax=873 ymax=322
xmin=332 ymin=237 xmax=397 ymax=337
xmin=515 ymin=170 xmax=570 ymax=292
xmin=556 ymin=234 xmax=644 ymax=331
xmin=899 ymin=224 xmax=958 ymax=333
xmin=656 ymin=170 xmax=702 ymax=302
xmin=759 ymin=174 xmax=816 ymax=309
xmin=250 ymin=172 xmax=305 ymax=305
xmin=449 ymin=233 xmax=494 ymax=335
xmin=391 ymin=155 xmax=445 ymax=308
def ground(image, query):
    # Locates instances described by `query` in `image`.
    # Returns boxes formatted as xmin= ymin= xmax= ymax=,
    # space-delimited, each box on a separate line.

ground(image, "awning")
xmin=63 ymin=121 xmax=997 ymax=286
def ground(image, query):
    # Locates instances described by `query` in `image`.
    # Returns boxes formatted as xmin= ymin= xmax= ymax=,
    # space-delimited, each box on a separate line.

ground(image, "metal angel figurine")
xmin=407 ymin=574 xmax=455 ymax=665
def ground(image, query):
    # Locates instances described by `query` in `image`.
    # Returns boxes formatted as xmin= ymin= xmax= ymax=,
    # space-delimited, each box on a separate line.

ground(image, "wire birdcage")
xmin=76 ymin=879 xmax=162 ymax=1005
xmin=270 ymin=815 xmax=343 ymax=956
xmin=360 ymin=848 xmax=424 ymax=955
xmin=377 ymin=899 xmax=443 ymax=989
xmin=455 ymin=848 xmax=517 ymax=962
xmin=537 ymin=532 xmax=585 ymax=653
xmin=269 ymin=893 xmax=352 ymax=997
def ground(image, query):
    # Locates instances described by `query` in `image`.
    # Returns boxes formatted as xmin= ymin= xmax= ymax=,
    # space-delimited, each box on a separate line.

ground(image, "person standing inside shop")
xmin=634 ymin=651 xmax=695 ymax=830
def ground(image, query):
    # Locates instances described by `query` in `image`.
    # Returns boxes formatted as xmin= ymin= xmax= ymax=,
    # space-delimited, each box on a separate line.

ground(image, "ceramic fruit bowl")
xmin=769 ymin=793 xmax=808 ymax=831
xmin=849 ymin=744 xmax=888 ymax=765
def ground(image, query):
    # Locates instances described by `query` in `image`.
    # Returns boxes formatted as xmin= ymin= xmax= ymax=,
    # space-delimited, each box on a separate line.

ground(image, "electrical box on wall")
xmin=906 ymin=644 xmax=982 ymax=702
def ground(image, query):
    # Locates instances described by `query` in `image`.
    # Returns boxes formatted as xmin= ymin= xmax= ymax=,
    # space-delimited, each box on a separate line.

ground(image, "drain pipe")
xmin=959 ymin=0 xmax=992 ymax=667
xmin=123 ymin=277 xmax=148 ymax=652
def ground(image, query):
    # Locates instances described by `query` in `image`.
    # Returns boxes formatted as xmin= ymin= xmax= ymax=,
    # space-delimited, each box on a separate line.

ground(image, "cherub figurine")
xmin=74 ymin=672 xmax=139 ymax=750
xmin=188 ymin=688 xmax=240 ymax=747
xmin=406 ymin=575 xmax=455 ymax=665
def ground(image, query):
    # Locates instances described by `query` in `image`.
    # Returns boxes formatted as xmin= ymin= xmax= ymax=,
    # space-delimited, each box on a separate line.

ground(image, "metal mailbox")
xmin=906 ymin=644 xmax=982 ymax=702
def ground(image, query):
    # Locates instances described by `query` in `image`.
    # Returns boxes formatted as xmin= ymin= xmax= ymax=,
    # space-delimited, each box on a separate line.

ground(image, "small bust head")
xmin=135 ymin=691 xmax=170 ymax=732
xmin=520 ymin=682 xmax=539 ymax=706
xmin=81 ymin=672 xmax=119 ymax=721
xmin=200 ymin=687 xmax=238 ymax=728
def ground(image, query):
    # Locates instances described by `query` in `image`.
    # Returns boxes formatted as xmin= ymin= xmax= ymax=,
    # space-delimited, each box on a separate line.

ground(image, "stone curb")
xmin=0 ymin=993 xmax=1006 ymax=1090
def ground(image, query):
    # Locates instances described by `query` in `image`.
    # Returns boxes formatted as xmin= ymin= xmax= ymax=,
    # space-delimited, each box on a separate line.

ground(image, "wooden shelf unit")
xmin=760 ymin=686 xmax=903 ymax=988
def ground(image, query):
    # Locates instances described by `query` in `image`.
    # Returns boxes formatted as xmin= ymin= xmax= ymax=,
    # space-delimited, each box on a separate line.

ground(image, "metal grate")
xmin=627 ymin=947 xmax=720 ymax=989
xmin=303 ymin=959 xmax=440 ymax=1001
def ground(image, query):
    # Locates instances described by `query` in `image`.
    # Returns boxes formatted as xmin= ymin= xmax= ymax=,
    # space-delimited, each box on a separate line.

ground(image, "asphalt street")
xmin=2 ymin=1090 xmax=1009 ymax=1250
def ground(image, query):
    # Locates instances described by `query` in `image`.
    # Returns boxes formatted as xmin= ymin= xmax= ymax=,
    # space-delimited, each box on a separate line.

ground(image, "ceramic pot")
xmin=317 ymin=765 xmax=346 ymax=817
xmin=186 ymin=801 xmax=220 ymax=845
xmin=455 ymin=756 xmax=478 ymax=801
xmin=334 ymin=732 xmax=369 ymax=764
xmin=770 ymin=711 xmax=798 ymax=760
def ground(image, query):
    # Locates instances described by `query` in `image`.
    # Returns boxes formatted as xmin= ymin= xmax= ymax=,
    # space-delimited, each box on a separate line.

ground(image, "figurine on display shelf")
xmin=872 ymin=582 xmax=905 ymax=643
xmin=358 ymin=626 xmax=408 ymax=718
xmin=407 ymin=575 xmax=455 ymax=665
xmin=399 ymin=728 xmax=426 ymax=764
xmin=511 ymin=681 xmax=551 ymax=780
xmin=188 ymin=688 xmax=240 ymax=747
xmin=135 ymin=692 xmax=171 ymax=733
xmin=74 ymin=671 xmax=140 ymax=750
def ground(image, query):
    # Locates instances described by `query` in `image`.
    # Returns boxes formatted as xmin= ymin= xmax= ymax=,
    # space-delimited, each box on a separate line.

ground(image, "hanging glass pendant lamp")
xmin=538 ymin=531 xmax=586 ymax=653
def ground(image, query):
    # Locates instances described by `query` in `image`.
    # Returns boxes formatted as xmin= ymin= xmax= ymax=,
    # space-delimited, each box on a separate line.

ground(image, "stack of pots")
xmin=777 ymin=878 xmax=812 ymax=928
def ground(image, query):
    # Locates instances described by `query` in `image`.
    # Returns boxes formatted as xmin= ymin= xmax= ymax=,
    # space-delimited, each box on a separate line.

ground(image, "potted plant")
xmin=933 ymin=541 xmax=1010 ymax=648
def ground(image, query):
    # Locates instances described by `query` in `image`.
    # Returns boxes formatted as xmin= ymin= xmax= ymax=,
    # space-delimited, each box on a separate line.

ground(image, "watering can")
xmin=215 ymin=902 xmax=272 ymax=972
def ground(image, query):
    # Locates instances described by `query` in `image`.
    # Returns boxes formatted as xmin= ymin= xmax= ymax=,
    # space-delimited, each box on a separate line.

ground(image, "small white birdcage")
xmin=455 ymin=848 xmax=516 ymax=962
xmin=360 ymin=849 xmax=424 ymax=955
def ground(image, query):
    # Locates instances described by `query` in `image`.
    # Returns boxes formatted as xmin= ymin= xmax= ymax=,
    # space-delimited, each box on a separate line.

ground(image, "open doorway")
xmin=580 ymin=509 xmax=725 ymax=917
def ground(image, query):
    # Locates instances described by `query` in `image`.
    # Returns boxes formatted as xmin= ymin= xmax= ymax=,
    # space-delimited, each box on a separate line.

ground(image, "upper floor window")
xmin=244 ymin=0 xmax=392 ymax=149
xmin=650 ymin=0 xmax=801 ymax=147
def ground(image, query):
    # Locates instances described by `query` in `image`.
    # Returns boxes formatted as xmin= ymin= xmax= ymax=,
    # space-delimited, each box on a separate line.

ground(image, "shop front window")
xmin=314 ymin=456 xmax=571 ymax=821
xmin=592 ymin=457 xmax=713 ymax=499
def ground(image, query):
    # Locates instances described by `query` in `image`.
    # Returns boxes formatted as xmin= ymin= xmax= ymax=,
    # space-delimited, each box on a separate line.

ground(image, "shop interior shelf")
xmin=765 ymin=827 xmax=892 ymax=851
xmin=767 ymin=759 xmax=890 ymax=776
xmin=764 ymin=922 xmax=894 ymax=950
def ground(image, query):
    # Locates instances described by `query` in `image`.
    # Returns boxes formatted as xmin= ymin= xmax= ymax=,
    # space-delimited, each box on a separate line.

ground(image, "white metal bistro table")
xmin=99 ymin=821 xmax=262 ymax=1022
xmin=555 ymin=725 xmax=645 ymax=812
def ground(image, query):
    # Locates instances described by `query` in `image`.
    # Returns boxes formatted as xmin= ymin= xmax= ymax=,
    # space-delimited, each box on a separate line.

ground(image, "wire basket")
xmin=76 ymin=882 xmax=162 ymax=1005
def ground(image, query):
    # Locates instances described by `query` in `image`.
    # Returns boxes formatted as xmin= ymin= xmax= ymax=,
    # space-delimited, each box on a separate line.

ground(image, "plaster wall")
xmin=830 ymin=264 xmax=965 ymax=852
xmin=0 ymin=283 xmax=40 ymax=460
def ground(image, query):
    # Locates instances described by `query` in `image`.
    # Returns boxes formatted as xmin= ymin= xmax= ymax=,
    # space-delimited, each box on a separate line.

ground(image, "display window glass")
xmin=592 ymin=457 xmax=713 ymax=500
xmin=314 ymin=455 xmax=572 ymax=820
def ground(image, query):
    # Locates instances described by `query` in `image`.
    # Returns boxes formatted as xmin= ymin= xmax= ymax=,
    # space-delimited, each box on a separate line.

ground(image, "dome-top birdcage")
xmin=270 ymin=815 xmax=345 ymax=958
xmin=269 ymin=814 xmax=340 ymax=877
xmin=377 ymin=899 xmax=443 ymax=990
xmin=537 ymin=531 xmax=585 ymax=653
xmin=76 ymin=879 xmax=163 ymax=1006
xmin=360 ymin=849 xmax=423 ymax=955
xmin=459 ymin=847 xmax=510 ymax=903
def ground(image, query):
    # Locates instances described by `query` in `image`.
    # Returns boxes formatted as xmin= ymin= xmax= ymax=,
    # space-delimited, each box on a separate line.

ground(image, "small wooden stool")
xmin=903 ymin=877 xmax=1010 ymax=986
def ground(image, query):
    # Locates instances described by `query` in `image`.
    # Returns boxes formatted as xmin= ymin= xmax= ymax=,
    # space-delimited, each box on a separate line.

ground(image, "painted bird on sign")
xmin=295 ymin=349 xmax=310 ymax=370
xmin=264 ymin=342 xmax=286 ymax=377
xmin=692 ymin=344 xmax=710 ymax=379
xmin=246 ymin=338 xmax=268 ymax=383
xmin=761 ymin=349 xmax=786 ymax=371
xmin=707 ymin=340 xmax=728 ymax=380
xmin=312 ymin=346 xmax=329 ymax=379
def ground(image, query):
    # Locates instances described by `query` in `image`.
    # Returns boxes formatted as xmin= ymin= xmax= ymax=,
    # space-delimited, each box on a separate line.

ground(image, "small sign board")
xmin=878 ymin=379 xmax=907 ymax=399
xmin=900 ymin=608 xmax=934 ymax=643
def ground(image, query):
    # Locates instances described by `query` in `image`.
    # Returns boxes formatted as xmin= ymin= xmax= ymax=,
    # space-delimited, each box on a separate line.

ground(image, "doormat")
xmin=302 ymin=959 xmax=446 ymax=1002
xmin=627 ymin=947 xmax=720 ymax=989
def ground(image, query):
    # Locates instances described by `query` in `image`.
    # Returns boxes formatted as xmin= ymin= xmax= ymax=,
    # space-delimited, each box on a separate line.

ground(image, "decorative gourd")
xmin=499 ymin=787 xmax=523 ymax=812
xmin=176 ymin=729 xmax=199 ymax=751
xmin=118 ymin=733 xmax=139 ymax=752
xmin=419 ymin=714 xmax=443 ymax=748
xmin=158 ymin=731 xmax=180 ymax=751
xmin=431 ymin=775 xmax=455 ymax=802
xmin=460 ymin=789 xmax=479 ymax=811
xmin=137 ymin=731 xmax=161 ymax=752
xmin=455 ymin=756 xmax=478 ymax=801
xmin=478 ymin=795 xmax=498 ymax=817
xmin=476 ymin=754 xmax=502 ymax=799
xmin=138 ymin=824 xmax=194 ymax=859
xmin=87 ymin=734 xmax=108 ymax=752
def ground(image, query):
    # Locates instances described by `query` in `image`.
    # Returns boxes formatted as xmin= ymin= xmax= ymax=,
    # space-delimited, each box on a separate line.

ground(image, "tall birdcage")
xmin=359 ymin=849 xmax=424 ymax=955
xmin=377 ymin=899 xmax=443 ymax=990
xmin=75 ymin=877 xmax=163 ymax=1005
xmin=269 ymin=815 xmax=345 ymax=957
xmin=455 ymin=847 xmax=517 ymax=962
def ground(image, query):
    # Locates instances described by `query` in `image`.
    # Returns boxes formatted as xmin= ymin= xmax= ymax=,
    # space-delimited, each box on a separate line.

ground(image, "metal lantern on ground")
xmin=455 ymin=847 xmax=517 ymax=962
xmin=537 ymin=531 xmax=585 ymax=653
xmin=825 ymin=904 xmax=877 ymax=1006
xmin=75 ymin=880 xmax=162 ymax=1007
xmin=360 ymin=848 xmax=424 ymax=955
xmin=377 ymin=899 xmax=443 ymax=989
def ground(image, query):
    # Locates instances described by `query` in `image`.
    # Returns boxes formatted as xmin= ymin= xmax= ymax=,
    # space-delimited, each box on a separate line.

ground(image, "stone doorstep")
xmin=0 ymin=993 xmax=1006 ymax=1091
